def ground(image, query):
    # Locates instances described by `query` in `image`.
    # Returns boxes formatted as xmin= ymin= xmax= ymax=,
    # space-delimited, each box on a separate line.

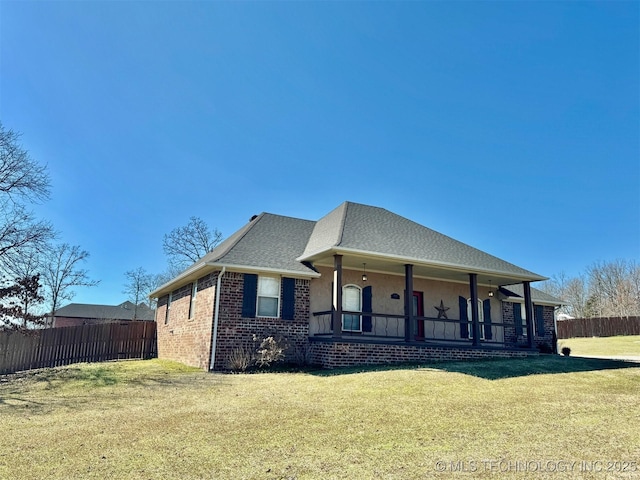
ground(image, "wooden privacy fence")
xmin=557 ymin=316 xmax=640 ymax=339
xmin=0 ymin=321 xmax=157 ymax=375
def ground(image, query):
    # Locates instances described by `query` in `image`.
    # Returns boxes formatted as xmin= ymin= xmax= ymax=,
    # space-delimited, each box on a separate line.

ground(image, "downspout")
xmin=209 ymin=267 xmax=226 ymax=371
xmin=553 ymin=305 xmax=560 ymax=354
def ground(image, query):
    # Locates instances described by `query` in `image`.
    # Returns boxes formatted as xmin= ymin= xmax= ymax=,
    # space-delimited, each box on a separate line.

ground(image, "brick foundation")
xmin=309 ymin=339 xmax=536 ymax=369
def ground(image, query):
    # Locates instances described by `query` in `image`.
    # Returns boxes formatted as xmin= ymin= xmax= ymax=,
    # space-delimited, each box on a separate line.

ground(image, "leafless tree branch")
xmin=162 ymin=216 xmax=222 ymax=271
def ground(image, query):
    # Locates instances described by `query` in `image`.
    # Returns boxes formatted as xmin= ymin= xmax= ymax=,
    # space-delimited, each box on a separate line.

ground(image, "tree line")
xmin=540 ymin=259 xmax=640 ymax=318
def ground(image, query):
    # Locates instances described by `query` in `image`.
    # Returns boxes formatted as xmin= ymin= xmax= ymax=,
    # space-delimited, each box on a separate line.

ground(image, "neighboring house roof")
xmin=54 ymin=301 xmax=156 ymax=321
xmin=500 ymin=285 xmax=563 ymax=306
xmin=151 ymin=201 xmax=549 ymax=298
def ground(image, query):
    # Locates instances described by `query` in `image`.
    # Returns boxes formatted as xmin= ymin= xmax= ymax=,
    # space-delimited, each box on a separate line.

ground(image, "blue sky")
xmin=1 ymin=1 xmax=638 ymax=307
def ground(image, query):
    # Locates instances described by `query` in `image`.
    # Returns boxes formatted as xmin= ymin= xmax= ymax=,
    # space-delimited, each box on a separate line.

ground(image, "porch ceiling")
xmin=312 ymin=252 xmax=541 ymax=287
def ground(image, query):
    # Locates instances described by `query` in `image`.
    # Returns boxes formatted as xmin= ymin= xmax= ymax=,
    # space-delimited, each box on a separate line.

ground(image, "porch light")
xmin=362 ymin=263 xmax=367 ymax=282
xmin=488 ymin=280 xmax=494 ymax=297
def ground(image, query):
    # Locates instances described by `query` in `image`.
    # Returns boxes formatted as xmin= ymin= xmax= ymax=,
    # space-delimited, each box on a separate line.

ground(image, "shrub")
xmin=254 ymin=335 xmax=286 ymax=367
xmin=227 ymin=346 xmax=254 ymax=372
xmin=561 ymin=346 xmax=571 ymax=357
xmin=293 ymin=343 xmax=313 ymax=367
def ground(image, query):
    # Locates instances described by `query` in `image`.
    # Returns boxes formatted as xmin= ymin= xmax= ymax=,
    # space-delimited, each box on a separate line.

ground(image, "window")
xmin=514 ymin=303 xmax=540 ymax=337
xmin=514 ymin=303 xmax=533 ymax=336
xmin=342 ymin=284 xmax=362 ymax=332
xmin=188 ymin=281 xmax=198 ymax=319
xmin=164 ymin=292 xmax=172 ymax=324
xmin=257 ymin=276 xmax=280 ymax=317
xmin=466 ymin=298 xmax=485 ymax=340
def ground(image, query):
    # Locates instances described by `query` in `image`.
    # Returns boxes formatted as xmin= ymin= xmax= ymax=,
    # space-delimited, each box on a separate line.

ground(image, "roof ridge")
xmin=205 ymin=212 xmax=267 ymax=263
xmin=335 ymin=201 xmax=350 ymax=247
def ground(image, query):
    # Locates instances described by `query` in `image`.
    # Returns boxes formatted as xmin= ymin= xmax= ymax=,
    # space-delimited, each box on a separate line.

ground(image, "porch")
xmin=311 ymin=310 xmax=534 ymax=350
xmin=309 ymin=254 xmax=539 ymax=368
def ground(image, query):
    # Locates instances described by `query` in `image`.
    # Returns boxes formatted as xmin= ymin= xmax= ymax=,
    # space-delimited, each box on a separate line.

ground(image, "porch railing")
xmin=312 ymin=310 xmax=526 ymax=348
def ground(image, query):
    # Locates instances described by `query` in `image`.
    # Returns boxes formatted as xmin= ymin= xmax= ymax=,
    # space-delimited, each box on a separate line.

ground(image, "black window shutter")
xmin=242 ymin=273 xmax=258 ymax=318
xmin=535 ymin=305 xmax=545 ymax=336
xmin=483 ymin=299 xmax=493 ymax=340
xmin=459 ymin=296 xmax=469 ymax=338
xmin=282 ymin=277 xmax=295 ymax=320
xmin=362 ymin=286 xmax=372 ymax=332
xmin=514 ymin=303 xmax=523 ymax=336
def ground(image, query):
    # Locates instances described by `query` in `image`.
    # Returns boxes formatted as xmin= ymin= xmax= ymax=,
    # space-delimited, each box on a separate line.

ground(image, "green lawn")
xmin=559 ymin=335 xmax=640 ymax=358
xmin=1 ymin=357 xmax=639 ymax=479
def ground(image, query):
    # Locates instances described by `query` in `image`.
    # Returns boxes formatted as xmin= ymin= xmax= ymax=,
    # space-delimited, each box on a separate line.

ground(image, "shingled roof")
xmin=199 ymin=212 xmax=318 ymax=276
xmin=298 ymin=202 xmax=544 ymax=282
xmin=500 ymin=284 xmax=564 ymax=305
xmin=54 ymin=301 xmax=155 ymax=321
xmin=151 ymin=201 xmax=548 ymax=298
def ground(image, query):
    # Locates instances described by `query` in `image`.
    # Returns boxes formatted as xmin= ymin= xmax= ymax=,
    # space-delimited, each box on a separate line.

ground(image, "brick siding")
xmin=501 ymin=301 xmax=556 ymax=352
xmin=502 ymin=302 xmax=516 ymax=344
xmin=212 ymin=272 xmax=310 ymax=370
xmin=157 ymin=268 xmax=557 ymax=370
xmin=156 ymin=272 xmax=217 ymax=369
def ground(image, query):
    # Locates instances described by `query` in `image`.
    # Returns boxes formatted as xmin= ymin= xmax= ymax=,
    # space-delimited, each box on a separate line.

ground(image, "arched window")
xmin=342 ymin=284 xmax=362 ymax=332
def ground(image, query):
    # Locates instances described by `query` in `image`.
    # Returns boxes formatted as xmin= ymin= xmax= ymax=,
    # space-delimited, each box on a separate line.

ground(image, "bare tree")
xmin=162 ymin=216 xmax=222 ymax=271
xmin=586 ymin=259 xmax=640 ymax=317
xmin=123 ymin=267 xmax=155 ymax=319
xmin=0 ymin=124 xmax=54 ymax=272
xmin=564 ymin=276 xmax=590 ymax=318
xmin=2 ymin=244 xmax=42 ymax=282
xmin=0 ymin=123 xmax=50 ymax=202
xmin=40 ymin=243 xmax=100 ymax=319
xmin=543 ymin=259 xmax=640 ymax=318
xmin=540 ymin=272 xmax=589 ymax=318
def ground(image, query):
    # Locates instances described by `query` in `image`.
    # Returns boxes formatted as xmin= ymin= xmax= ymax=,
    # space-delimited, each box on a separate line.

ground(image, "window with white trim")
xmin=188 ymin=281 xmax=198 ymax=319
xmin=257 ymin=276 xmax=280 ymax=317
xmin=466 ymin=298 xmax=485 ymax=340
xmin=342 ymin=284 xmax=362 ymax=332
xmin=516 ymin=303 xmax=535 ymax=336
xmin=164 ymin=292 xmax=172 ymax=324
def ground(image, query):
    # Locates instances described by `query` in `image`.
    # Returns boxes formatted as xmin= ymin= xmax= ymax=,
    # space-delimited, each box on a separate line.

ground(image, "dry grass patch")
xmin=0 ymin=357 xmax=639 ymax=479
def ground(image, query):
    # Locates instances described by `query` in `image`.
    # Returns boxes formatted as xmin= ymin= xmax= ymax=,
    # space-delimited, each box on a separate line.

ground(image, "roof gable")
xmin=201 ymin=212 xmax=318 ymax=275
xmin=300 ymin=202 xmax=347 ymax=259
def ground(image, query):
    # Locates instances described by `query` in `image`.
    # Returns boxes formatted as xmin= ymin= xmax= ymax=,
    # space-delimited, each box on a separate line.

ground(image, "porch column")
xmin=469 ymin=273 xmax=480 ymax=346
xmin=523 ymin=281 xmax=534 ymax=348
xmin=404 ymin=264 xmax=413 ymax=342
xmin=332 ymin=254 xmax=343 ymax=338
